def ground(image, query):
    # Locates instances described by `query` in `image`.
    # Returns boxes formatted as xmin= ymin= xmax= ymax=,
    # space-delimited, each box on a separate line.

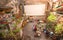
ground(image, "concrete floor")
xmin=22 ymin=22 xmax=51 ymax=40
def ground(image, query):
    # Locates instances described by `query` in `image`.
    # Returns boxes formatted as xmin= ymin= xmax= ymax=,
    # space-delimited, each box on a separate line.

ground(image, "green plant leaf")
xmin=47 ymin=13 xmax=56 ymax=22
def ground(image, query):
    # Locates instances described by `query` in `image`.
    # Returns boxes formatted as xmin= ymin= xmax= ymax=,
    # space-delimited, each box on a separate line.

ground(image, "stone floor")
xmin=22 ymin=22 xmax=51 ymax=40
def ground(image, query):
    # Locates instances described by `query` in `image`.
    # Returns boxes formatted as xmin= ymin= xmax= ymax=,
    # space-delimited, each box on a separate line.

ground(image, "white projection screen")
xmin=24 ymin=4 xmax=46 ymax=16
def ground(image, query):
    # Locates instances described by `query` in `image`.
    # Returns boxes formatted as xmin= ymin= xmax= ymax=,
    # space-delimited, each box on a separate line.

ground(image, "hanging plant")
xmin=13 ymin=28 xmax=20 ymax=33
xmin=55 ymin=24 xmax=63 ymax=34
xmin=46 ymin=22 xmax=52 ymax=28
xmin=47 ymin=12 xmax=56 ymax=22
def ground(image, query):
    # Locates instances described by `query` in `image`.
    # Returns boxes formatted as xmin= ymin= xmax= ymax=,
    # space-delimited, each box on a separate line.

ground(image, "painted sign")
xmin=24 ymin=4 xmax=46 ymax=16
